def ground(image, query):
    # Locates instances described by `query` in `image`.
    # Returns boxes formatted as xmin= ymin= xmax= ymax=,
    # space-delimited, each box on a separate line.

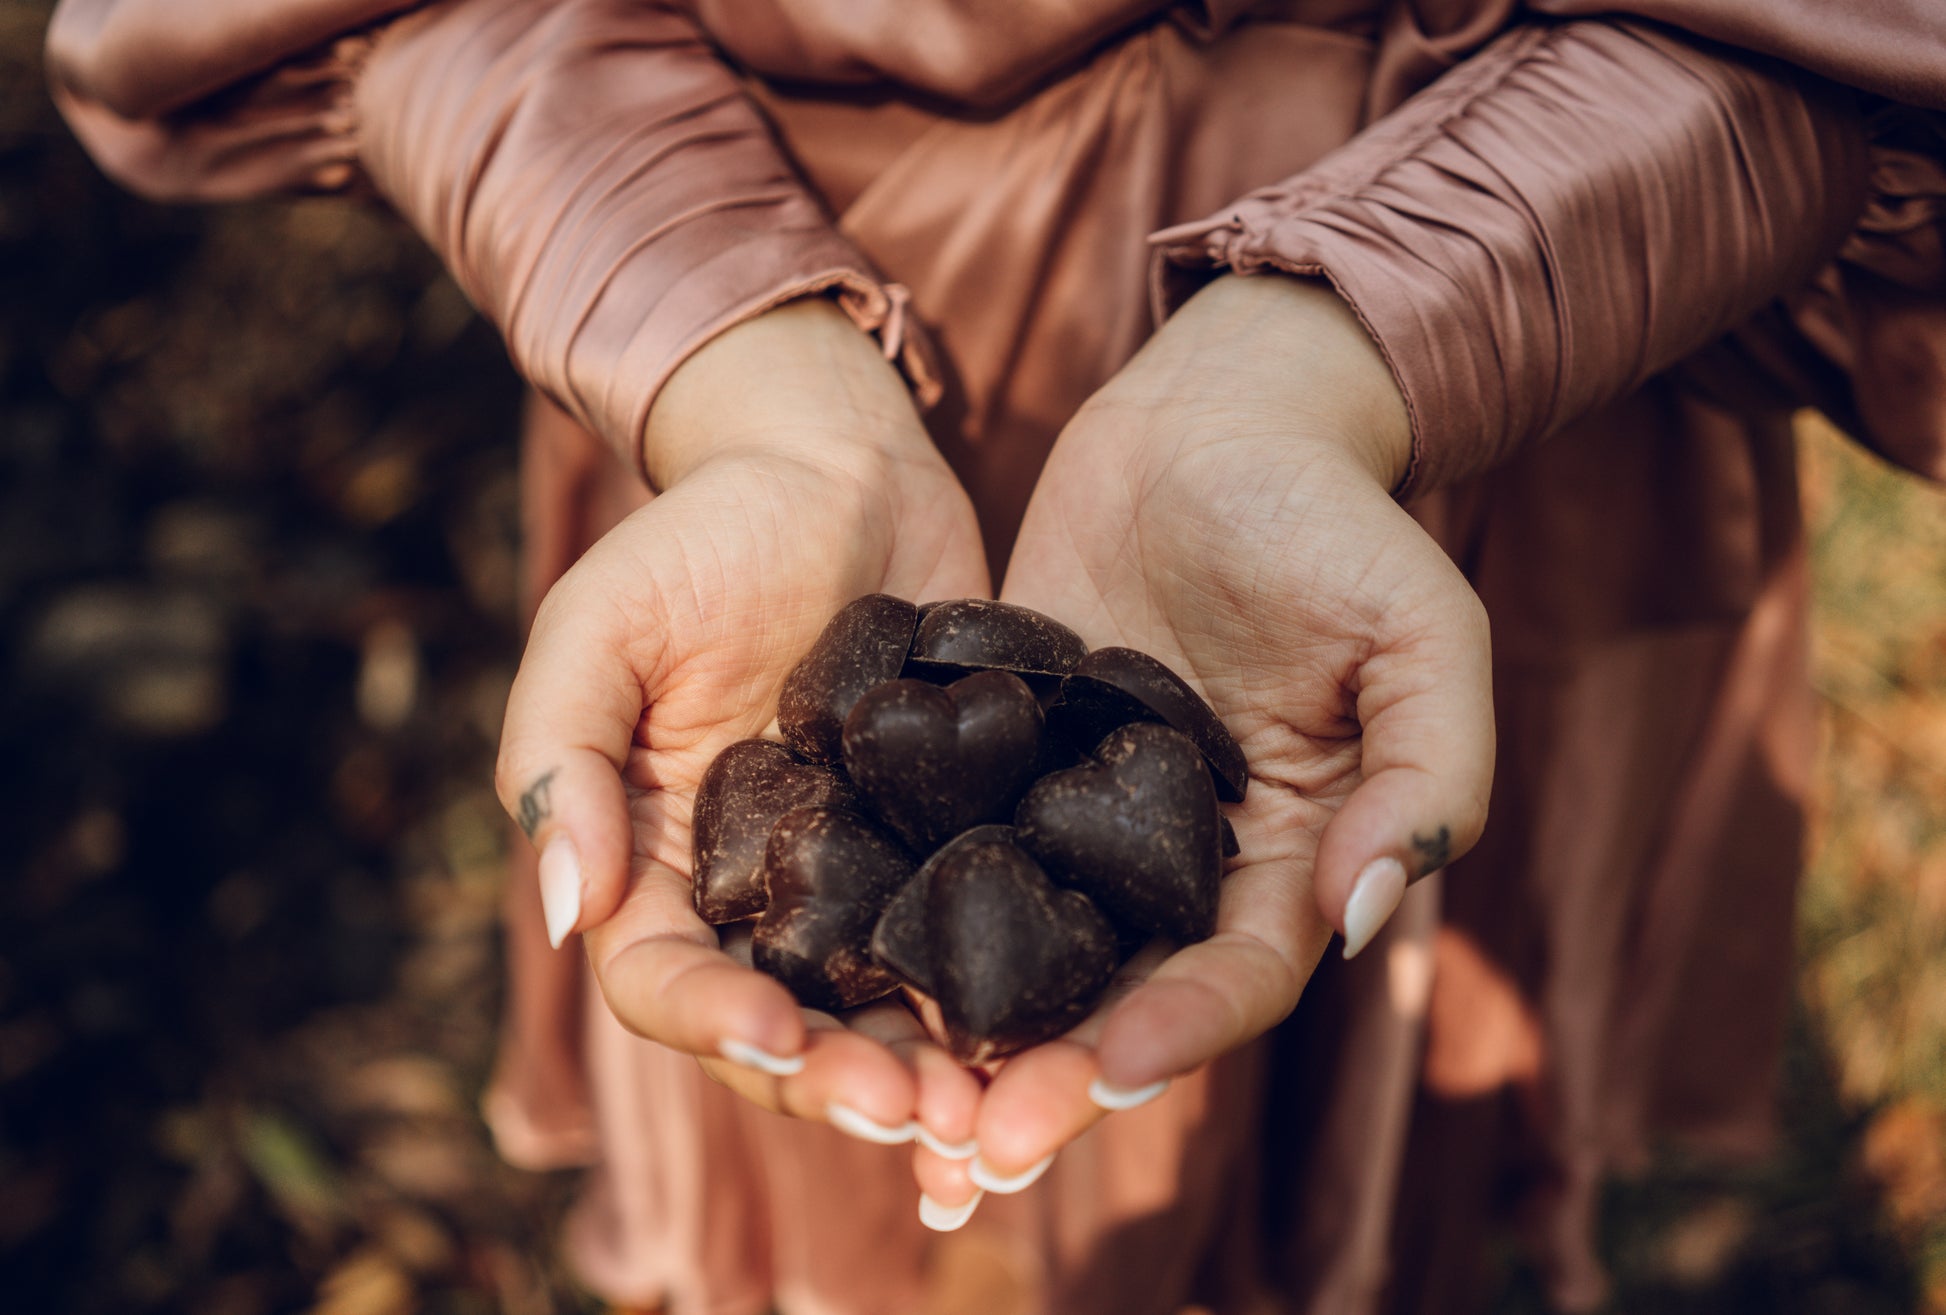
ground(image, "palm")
xmin=602 ymin=454 xmax=989 ymax=878
xmin=502 ymin=444 xmax=991 ymax=1131
xmin=988 ymin=408 xmax=1489 ymax=1108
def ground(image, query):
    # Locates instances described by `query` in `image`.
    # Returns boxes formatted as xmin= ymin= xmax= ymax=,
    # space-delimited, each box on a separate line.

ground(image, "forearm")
xmin=1093 ymin=273 xmax=1412 ymax=492
xmin=644 ymin=297 xmax=947 ymax=493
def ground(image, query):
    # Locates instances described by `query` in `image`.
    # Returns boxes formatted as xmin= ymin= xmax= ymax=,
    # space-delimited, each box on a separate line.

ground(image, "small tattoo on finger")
xmin=516 ymin=769 xmax=558 ymax=840
xmin=1410 ymin=825 xmax=1451 ymax=875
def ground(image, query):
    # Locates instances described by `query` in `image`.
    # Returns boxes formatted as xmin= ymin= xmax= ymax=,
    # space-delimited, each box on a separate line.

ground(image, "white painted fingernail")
xmin=718 ymin=1039 xmax=805 ymax=1076
xmin=826 ymin=1103 xmax=917 ymax=1145
xmin=1342 ymin=855 xmax=1407 ymax=960
xmin=919 ymin=1190 xmax=984 ymax=1232
xmin=915 ymin=1126 xmax=978 ymax=1160
xmin=539 ymin=835 xmax=582 ymax=949
xmin=969 ymin=1153 xmax=1054 ymax=1195
xmin=1087 ymin=1077 xmax=1169 ymax=1111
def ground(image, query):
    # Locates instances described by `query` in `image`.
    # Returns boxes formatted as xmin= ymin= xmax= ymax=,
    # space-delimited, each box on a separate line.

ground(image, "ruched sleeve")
xmin=1149 ymin=19 xmax=1881 ymax=497
xmin=352 ymin=0 xmax=933 ymax=471
xmin=47 ymin=0 xmax=935 ymax=475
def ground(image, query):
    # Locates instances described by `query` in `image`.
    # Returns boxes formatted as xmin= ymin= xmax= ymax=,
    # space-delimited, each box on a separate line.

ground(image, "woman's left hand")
xmin=915 ymin=275 xmax=1497 ymax=1207
xmin=494 ymin=299 xmax=992 ymax=1152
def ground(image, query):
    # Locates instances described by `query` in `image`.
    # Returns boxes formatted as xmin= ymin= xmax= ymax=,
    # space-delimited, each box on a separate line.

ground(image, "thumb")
xmin=1311 ymin=573 xmax=1494 ymax=958
xmin=495 ymin=574 xmax=659 ymax=948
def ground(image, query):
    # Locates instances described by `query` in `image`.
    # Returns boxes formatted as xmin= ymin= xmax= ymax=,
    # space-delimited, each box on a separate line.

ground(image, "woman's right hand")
xmin=918 ymin=274 xmax=1496 ymax=1207
xmin=495 ymin=298 xmax=991 ymax=1150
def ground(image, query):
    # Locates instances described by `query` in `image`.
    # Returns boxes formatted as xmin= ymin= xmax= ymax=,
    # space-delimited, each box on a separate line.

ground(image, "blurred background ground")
xmin=3 ymin=1 xmax=1945 ymax=1311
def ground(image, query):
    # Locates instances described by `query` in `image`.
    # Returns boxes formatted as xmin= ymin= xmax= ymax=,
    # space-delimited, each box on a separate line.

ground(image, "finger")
xmin=496 ymin=568 xmax=664 ymax=945
xmin=846 ymin=994 xmax=984 ymax=1156
xmin=603 ymin=944 xmax=932 ymax=1134
xmin=1091 ymin=878 xmax=1332 ymax=1089
xmin=897 ymin=992 xmax=993 ymax=1154
xmin=777 ymin=1015 xmax=922 ymax=1134
xmin=692 ymin=1014 xmax=918 ymax=1132
xmin=972 ymin=1038 xmax=1098 ymax=1193
xmin=791 ymin=1001 xmax=982 ymax=1152
xmin=913 ymin=1145 xmax=984 ymax=1232
xmin=969 ymin=943 xmax=1173 ymax=1188
xmin=1313 ymin=567 xmax=1494 ymax=957
xmin=586 ymin=858 xmax=806 ymax=1065
xmin=798 ymin=999 xmax=930 ymax=1140
xmin=898 ymin=1038 xmax=983 ymax=1161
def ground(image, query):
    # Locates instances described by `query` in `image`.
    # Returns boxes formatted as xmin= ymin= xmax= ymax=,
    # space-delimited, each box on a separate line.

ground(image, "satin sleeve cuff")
xmin=354 ymin=0 xmax=934 ymax=476
xmin=1149 ymin=19 xmax=1873 ymax=499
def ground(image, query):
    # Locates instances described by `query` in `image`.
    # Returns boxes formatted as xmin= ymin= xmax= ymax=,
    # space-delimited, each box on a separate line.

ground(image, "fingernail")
xmin=539 ymin=835 xmax=582 ymax=949
xmin=915 ymin=1126 xmax=978 ymax=1160
xmin=1087 ymin=1077 xmax=1169 ymax=1111
xmin=826 ymin=1103 xmax=917 ymax=1145
xmin=919 ymin=1190 xmax=984 ymax=1232
xmin=1342 ymin=855 xmax=1407 ymax=960
xmin=969 ymin=1153 xmax=1054 ymax=1195
xmin=718 ymin=1039 xmax=805 ymax=1076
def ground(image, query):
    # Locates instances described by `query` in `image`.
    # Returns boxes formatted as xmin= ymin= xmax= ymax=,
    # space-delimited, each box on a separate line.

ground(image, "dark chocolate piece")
xmin=869 ymin=824 xmax=1014 ymax=994
xmin=1220 ymin=813 xmax=1241 ymax=859
xmin=778 ymin=594 xmax=919 ymax=765
xmin=753 ymin=806 xmax=912 ymax=1012
xmin=841 ymin=671 xmax=1043 ymax=853
xmin=1014 ymin=722 xmax=1223 ymax=943
xmin=1034 ymin=727 xmax=1086 ymax=779
xmin=926 ymin=840 xmax=1118 ymax=1064
xmin=691 ymin=740 xmax=859 ymax=924
xmin=905 ymin=599 xmax=1087 ymax=682
xmin=1046 ymin=647 xmax=1248 ymax=802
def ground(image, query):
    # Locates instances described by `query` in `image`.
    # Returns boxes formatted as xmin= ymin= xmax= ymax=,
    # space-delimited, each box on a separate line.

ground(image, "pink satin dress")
xmin=47 ymin=1 xmax=1946 ymax=1310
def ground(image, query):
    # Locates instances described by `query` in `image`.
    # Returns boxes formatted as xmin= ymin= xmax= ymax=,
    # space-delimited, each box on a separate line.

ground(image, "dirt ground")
xmin=4 ymin=2 xmax=1945 ymax=1311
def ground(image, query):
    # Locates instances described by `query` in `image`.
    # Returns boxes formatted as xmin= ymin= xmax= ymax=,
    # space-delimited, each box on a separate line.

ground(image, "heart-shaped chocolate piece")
xmin=841 ymin=671 xmax=1043 ymax=853
xmin=778 ymin=594 xmax=919 ymax=765
xmin=752 ymin=806 xmax=912 ymax=1012
xmin=925 ymin=839 xmax=1118 ymax=1063
xmin=1014 ymin=722 xmax=1223 ymax=943
xmin=691 ymin=740 xmax=859 ymax=924
xmin=869 ymin=823 xmax=1013 ymax=995
xmin=1047 ymin=647 xmax=1248 ymax=802
xmin=906 ymin=599 xmax=1087 ymax=684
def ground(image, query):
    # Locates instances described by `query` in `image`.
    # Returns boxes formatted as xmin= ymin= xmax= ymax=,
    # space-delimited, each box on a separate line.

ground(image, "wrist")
xmin=1097 ymin=274 xmax=1413 ymax=492
xmin=643 ymin=296 xmax=940 ymax=493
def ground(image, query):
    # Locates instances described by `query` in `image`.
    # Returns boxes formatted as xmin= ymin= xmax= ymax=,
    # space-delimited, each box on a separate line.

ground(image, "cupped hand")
xmin=941 ymin=274 xmax=1496 ymax=1196
xmin=494 ymin=298 xmax=988 ymax=1146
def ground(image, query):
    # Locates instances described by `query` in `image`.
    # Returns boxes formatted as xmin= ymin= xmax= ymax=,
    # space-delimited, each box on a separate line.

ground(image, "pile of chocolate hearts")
xmin=691 ymin=596 xmax=1245 ymax=1063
